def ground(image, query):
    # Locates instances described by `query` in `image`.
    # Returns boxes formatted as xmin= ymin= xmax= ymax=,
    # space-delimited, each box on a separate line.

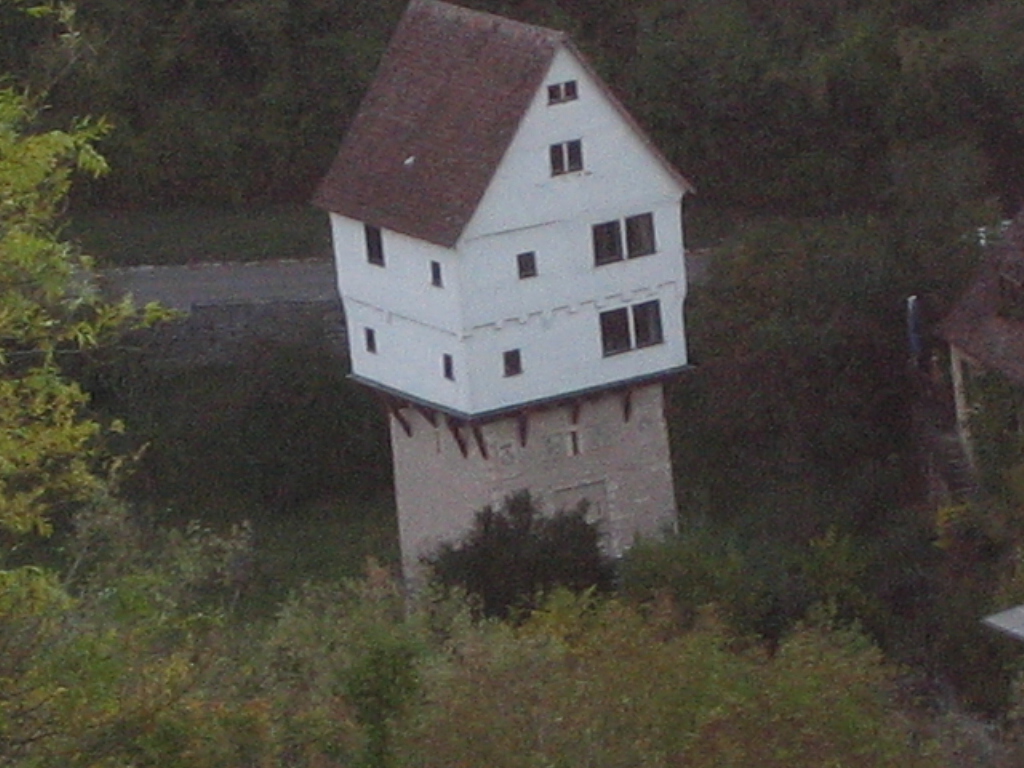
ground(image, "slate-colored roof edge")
xmin=351 ymin=363 xmax=692 ymax=423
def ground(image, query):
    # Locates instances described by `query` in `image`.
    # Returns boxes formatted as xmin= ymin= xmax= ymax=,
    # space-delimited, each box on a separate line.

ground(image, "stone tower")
xmin=314 ymin=0 xmax=693 ymax=581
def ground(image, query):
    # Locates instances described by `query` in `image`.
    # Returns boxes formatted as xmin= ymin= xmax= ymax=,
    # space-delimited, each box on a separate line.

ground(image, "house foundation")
xmin=389 ymin=382 xmax=678 ymax=582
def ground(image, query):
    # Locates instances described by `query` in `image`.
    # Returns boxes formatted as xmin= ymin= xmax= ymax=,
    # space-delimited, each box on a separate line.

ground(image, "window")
xmin=550 ymin=140 xmax=583 ymax=175
xmin=517 ymin=251 xmax=537 ymax=279
xmin=625 ymin=213 xmax=656 ymax=257
xmin=632 ymin=300 xmax=664 ymax=347
xmin=364 ymin=327 xmax=377 ymax=353
xmin=443 ymin=353 xmax=454 ymax=380
xmin=593 ymin=213 xmax=657 ymax=265
xmin=430 ymin=260 xmax=443 ymax=287
xmin=365 ymin=224 xmax=384 ymax=266
xmin=504 ymin=349 xmax=523 ymax=377
xmin=592 ymin=221 xmax=623 ymax=265
xmin=599 ymin=301 xmax=664 ymax=356
xmin=547 ymin=80 xmax=578 ymax=104
xmin=600 ymin=308 xmax=631 ymax=356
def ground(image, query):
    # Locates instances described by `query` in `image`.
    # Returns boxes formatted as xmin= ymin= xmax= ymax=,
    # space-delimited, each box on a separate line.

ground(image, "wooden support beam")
xmin=621 ymin=388 xmax=633 ymax=422
xmin=376 ymin=393 xmax=413 ymax=436
xmin=472 ymin=424 xmax=489 ymax=459
xmin=414 ymin=405 xmax=438 ymax=427
xmin=517 ymin=411 xmax=529 ymax=447
xmin=447 ymin=417 xmax=468 ymax=458
xmin=570 ymin=400 xmax=582 ymax=425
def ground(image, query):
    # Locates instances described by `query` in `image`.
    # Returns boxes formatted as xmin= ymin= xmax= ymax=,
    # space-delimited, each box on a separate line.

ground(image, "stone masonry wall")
xmin=390 ymin=382 xmax=678 ymax=583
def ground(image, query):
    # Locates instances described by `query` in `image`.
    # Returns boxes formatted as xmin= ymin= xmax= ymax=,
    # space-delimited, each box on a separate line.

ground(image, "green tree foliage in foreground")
xmin=0 ymin=85 xmax=127 ymax=537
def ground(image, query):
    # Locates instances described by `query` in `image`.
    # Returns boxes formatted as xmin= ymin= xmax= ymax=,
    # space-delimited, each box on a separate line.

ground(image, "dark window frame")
xmin=442 ymin=353 xmax=454 ymax=381
xmin=364 ymin=327 xmax=377 ymax=354
xmin=625 ymin=213 xmax=656 ymax=258
xmin=632 ymin=301 xmax=664 ymax=348
xmin=517 ymin=251 xmax=538 ymax=279
xmin=599 ymin=301 xmax=665 ymax=356
xmin=592 ymin=221 xmax=623 ymax=265
xmin=430 ymin=260 xmax=443 ymax=287
xmin=547 ymin=80 xmax=578 ymax=104
xmin=600 ymin=307 xmax=632 ymax=356
xmin=594 ymin=212 xmax=657 ymax=266
xmin=550 ymin=139 xmax=583 ymax=176
xmin=503 ymin=349 xmax=523 ymax=377
xmin=365 ymin=224 xmax=384 ymax=266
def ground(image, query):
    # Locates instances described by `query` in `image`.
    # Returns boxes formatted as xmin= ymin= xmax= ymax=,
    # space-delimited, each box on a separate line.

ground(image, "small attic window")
xmin=547 ymin=80 xmax=578 ymax=104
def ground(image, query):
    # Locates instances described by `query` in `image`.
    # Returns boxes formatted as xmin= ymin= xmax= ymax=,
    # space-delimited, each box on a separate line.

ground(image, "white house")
xmin=314 ymin=0 xmax=694 ymax=578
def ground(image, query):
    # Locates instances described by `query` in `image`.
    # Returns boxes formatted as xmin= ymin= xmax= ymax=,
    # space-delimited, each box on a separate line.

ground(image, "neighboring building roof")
xmin=313 ymin=0 xmax=692 ymax=248
xmin=941 ymin=212 xmax=1024 ymax=384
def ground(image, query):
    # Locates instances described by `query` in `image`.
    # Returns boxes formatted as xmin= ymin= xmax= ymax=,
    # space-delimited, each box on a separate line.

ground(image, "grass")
xmin=85 ymin=341 xmax=398 ymax=616
xmin=67 ymin=204 xmax=333 ymax=267
xmin=217 ymin=492 xmax=399 ymax=618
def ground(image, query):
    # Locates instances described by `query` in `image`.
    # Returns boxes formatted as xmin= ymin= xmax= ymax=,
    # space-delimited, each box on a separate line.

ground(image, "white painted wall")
xmin=328 ymin=43 xmax=690 ymax=416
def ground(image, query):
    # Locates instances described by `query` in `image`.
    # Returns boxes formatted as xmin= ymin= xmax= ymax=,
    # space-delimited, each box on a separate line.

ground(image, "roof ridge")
xmin=409 ymin=0 xmax=566 ymax=42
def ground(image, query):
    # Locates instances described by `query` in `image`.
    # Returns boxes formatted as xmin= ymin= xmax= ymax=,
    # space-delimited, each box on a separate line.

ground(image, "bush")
xmin=424 ymin=491 xmax=615 ymax=620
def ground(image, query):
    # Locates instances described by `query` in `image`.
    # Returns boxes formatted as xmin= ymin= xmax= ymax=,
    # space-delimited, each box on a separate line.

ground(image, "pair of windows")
xmin=548 ymin=78 xmax=581 ymax=176
xmin=593 ymin=213 xmax=656 ymax=265
xmin=547 ymin=80 xmax=578 ymax=104
xmin=550 ymin=140 xmax=583 ymax=176
xmin=599 ymin=300 xmax=664 ymax=356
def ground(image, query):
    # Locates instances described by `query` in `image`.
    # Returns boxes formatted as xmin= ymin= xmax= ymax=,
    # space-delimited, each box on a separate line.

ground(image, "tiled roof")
xmin=312 ymin=0 xmax=562 ymax=248
xmin=941 ymin=212 xmax=1024 ymax=384
xmin=313 ymin=0 xmax=693 ymax=248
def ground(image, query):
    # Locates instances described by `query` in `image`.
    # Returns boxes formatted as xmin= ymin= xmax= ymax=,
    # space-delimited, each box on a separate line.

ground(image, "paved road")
xmin=101 ymin=258 xmax=339 ymax=310
xmin=102 ymin=251 xmax=710 ymax=310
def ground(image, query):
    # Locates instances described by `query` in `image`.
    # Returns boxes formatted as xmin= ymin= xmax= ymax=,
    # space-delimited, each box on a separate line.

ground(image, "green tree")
xmin=0 ymin=84 xmax=151 ymax=538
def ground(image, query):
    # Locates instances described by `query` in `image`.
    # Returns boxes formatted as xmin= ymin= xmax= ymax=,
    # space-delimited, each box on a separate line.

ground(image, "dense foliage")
xmin=0 ymin=0 xmax=1020 ymax=220
xmin=425 ymin=490 xmax=615 ymax=619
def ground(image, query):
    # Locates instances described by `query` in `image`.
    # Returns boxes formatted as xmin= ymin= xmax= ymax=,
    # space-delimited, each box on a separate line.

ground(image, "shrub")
xmin=424 ymin=490 xmax=615 ymax=620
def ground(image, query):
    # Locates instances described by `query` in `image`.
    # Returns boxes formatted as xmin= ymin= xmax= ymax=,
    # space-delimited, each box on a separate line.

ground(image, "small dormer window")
xmin=547 ymin=80 xmax=578 ymax=104
xmin=365 ymin=224 xmax=384 ymax=266
xmin=517 ymin=251 xmax=538 ymax=279
xmin=550 ymin=140 xmax=583 ymax=175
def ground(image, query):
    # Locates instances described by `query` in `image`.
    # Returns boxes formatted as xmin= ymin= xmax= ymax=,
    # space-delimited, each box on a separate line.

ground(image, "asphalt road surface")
xmin=102 ymin=251 xmax=710 ymax=311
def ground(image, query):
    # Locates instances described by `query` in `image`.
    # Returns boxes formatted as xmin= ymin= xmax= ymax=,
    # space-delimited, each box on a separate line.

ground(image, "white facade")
xmin=329 ymin=46 xmax=689 ymax=417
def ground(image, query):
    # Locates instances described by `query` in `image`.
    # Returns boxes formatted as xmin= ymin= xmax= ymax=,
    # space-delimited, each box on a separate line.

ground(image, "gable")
xmin=312 ymin=0 xmax=561 ymax=248
xmin=462 ymin=45 xmax=693 ymax=242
